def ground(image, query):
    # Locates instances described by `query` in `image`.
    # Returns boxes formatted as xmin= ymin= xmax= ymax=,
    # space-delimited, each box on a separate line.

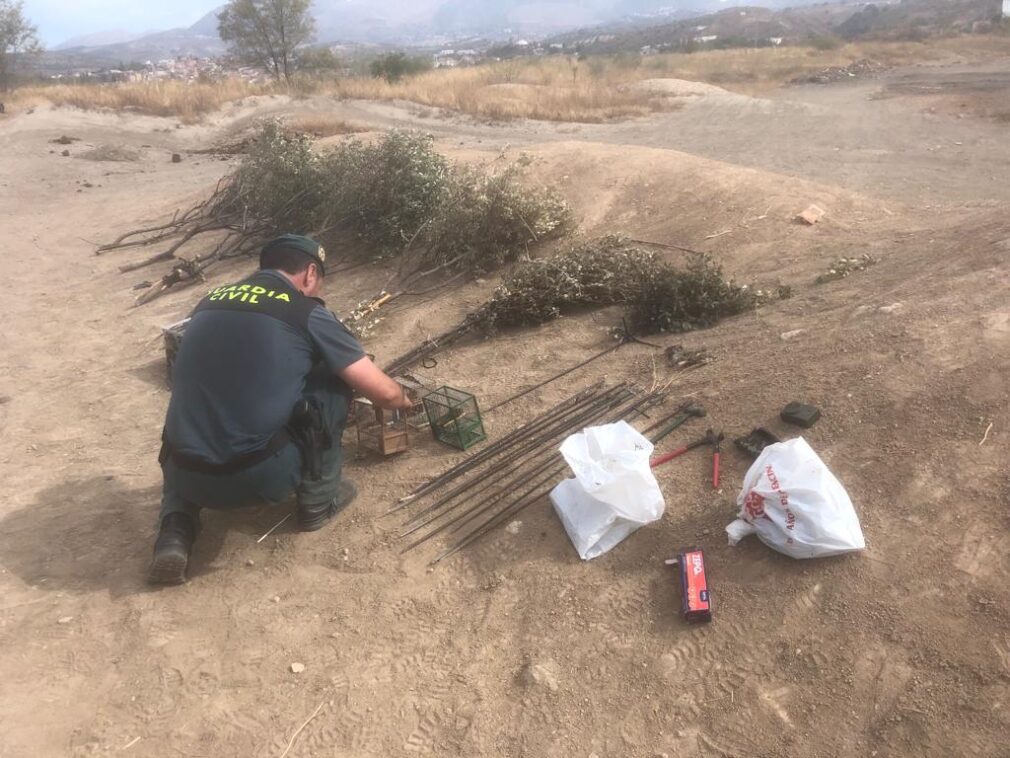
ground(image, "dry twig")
xmin=278 ymin=701 xmax=325 ymax=758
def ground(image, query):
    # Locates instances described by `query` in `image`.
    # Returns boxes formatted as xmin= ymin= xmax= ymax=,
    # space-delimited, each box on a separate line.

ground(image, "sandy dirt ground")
xmin=0 ymin=58 xmax=1008 ymax=758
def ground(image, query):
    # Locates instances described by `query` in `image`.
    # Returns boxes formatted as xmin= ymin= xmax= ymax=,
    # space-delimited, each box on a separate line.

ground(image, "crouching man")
xmin=149 ymin=234 xmax=410 ymax=584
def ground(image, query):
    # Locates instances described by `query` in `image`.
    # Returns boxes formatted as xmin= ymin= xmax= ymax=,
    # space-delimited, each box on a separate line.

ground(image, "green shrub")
xmin=473 ymin=236 xmax=766 ymax=335
xmin=807 ymin=35 xmax=844 ymax=51
xmin=218 ymin=124 xmax=569 ymax=278
xmin=370 ymin=52 xmax=432 ymax=83
xmin=626 ymin=253 xmax=758 ymax=333
xmin=324 ymin=131 xmax=451 ymax=253
xmin=226 ymin=120 xmax=328 ymax=233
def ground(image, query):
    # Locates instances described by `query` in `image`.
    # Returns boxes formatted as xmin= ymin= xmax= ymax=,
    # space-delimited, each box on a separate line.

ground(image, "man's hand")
xmin=338 ymin=357 xmax=412 ymax=410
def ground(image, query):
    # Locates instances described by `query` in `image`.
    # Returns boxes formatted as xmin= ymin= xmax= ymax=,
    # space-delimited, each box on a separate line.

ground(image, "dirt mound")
xmin=631 ymin=77 xmax=734 ymax=97
xmin=507 ymin=139 xmax=892 ymax=283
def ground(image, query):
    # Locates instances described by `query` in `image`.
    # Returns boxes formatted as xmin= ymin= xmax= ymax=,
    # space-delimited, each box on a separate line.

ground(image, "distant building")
xmin=1003 ymin=0 xmax=1009 ymax=18
xmin=434 ymin=49 xmax=482 ymax=68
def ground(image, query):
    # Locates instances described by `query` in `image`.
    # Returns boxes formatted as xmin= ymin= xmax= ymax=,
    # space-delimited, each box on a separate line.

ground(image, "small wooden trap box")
xmin=162 ymin=318 xmax=190 ymax=386
xmin=422 ymin=386 xmax=487 ymax=450
xmin=354 ymin=398 xmax=409 ymax=456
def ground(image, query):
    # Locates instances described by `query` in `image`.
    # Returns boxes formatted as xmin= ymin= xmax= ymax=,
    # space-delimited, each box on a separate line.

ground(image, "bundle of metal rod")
xmin=427 ymin=388 xmax=668 ymax=564
xmin=399 ymin=384 xmax=636 ymax=543
xmin=399 ymin=385 xmax=633 ymax=529
xmin=403 ymin=387 xmax=668 ymax=562
xmin=391 ymin=381 xmax=611 ymax=511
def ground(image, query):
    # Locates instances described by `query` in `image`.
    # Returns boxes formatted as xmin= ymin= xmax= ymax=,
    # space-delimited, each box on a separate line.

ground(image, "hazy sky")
xmin=23 ymin=0 xmax=223 ymax=45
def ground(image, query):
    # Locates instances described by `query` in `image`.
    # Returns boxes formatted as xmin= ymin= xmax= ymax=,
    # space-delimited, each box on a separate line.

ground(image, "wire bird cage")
xmin=396 ymin=375 xmax=433 ymax=431
xmin=423 ymin=386 xmax=487 ymax=450
xmin=354 ymin=398 xmax=410 ymax=456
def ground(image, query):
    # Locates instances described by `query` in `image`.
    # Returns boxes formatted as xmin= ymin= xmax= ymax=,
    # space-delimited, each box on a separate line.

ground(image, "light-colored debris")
xmin=796 ymin=205 xmax=826 ymax=225
xmin=521 ymin=660 xmax=560 ymax=692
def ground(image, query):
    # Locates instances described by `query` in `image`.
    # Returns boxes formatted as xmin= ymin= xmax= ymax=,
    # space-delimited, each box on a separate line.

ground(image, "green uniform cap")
xmin=260 ymin=234 xmax=327 ymax=274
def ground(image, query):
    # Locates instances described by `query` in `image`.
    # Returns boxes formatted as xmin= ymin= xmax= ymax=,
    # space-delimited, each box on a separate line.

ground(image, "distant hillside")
xmin=53 ymin=30 xmax=144 ymax=51
xmin=53 ymin=8 xmax=225 ymax=60
xmin=552 ymin=0 xmax=1006 ymax=53
xmin=40 ymin=0 xmax=1004 ymax=73
xmin=44 ymin=0 xmax=706 ymax=65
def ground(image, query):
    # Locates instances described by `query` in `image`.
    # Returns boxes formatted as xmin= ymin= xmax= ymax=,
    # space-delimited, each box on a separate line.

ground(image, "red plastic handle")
xmin=650 ymin=445 xmax=689 ymax=469
xmin=712 ymin=451 xmax=721 ymax=489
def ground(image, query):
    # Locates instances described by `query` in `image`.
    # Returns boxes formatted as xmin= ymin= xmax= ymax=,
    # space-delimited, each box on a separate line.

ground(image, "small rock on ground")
xmin=520 ymin=660 xmax=560 ymax=692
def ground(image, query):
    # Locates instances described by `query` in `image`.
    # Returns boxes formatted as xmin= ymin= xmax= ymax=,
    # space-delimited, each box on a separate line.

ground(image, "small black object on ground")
xmin=734 ymin=427 xmax=781 ymax=458
xmin=781 ymin=402 xmax=821 ymax=428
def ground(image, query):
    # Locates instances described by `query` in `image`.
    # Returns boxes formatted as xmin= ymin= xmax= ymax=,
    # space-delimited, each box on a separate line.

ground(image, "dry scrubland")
xmin=11 ymin=34 xmax=1010 ymax=123
xmin=2 ymin=31 xmax=1010 ymax=757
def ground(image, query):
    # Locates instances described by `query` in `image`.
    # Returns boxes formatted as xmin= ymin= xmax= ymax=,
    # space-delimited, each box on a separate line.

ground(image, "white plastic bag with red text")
xmin=726 ymin=437 xmax=864 ymax=559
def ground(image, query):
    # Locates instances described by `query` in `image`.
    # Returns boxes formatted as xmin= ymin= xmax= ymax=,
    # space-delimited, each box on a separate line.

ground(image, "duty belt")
xmin=159 ymin=428 xmax=292 ymax=476
xmin=159 ymin=398 xmax=331 ymax=479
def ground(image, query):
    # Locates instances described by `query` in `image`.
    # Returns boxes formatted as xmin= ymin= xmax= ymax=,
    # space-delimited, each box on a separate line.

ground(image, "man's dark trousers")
xmin=159 ymin=371 xmax=350 ymax=525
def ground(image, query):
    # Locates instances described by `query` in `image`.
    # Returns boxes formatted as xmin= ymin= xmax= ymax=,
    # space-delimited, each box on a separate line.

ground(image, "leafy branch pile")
xmin=100 ymin=123 xmax=569 ymax=305
xmin=476 ymin=235 xmax=766 ymax=334
xmin=385 ymin=236 xmax=777 ymax=375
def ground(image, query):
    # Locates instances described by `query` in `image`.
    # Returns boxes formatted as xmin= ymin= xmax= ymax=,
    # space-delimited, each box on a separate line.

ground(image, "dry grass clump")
xmin=10 ymin=34 xmax=1009 ymax=123
xmin=328 ymin=64 xmax=672 ymax=121
xmin=630 ymin=36 xmax=1010 ymax=93
xmin=283 ymin=113 xmax=367 ymax=137
xmin=10 ymin=79 xmax=270 ymax=122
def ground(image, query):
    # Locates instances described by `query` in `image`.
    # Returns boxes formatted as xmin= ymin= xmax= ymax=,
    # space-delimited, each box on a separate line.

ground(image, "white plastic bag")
xmin=726 ymin=437 xmax=864 ymax=559
xmin=550 ymin=421 xmax=665 ymax=560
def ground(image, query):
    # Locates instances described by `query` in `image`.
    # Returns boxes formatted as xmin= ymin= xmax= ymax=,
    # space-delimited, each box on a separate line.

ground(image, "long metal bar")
xmin=400 ymin=386 xmax=639 ymax=546
xmin=641 ymin=402 xmax=691 ymax=437
xmin=483 ymin=342 xmax=624 ymax=413
xmin=405 ymin=390 xmax=664 ymax=554
xmin=428 ymin=390 xmax=667 ymax=564
xmin=390 ymin=381 xmax=608 ymax=511
xmin=400 ymin=381 xmax=605 ymax=501
xmin=430 ymin=387 xmax=656 ymax=535
xmin=401 ymin=384 xmax=631 ymax=528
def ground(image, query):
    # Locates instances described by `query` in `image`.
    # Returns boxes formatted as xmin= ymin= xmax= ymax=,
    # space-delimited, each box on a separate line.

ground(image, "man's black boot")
xmin=298 ymin=480 xmax=358 ymax=532
xmin=147 ymin=513 xmax=196 ymax=585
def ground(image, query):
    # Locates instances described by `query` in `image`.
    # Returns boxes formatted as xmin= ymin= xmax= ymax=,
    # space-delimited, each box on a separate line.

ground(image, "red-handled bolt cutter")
xmin=651 ymin=429 xmax=725 ymax=491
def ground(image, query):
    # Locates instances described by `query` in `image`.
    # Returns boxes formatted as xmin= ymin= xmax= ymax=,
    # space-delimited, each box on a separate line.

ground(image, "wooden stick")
xmin=626 ymin=237 xmax=706 ymax=256
xmin=278 ymin=701 xmax=325 ymax=758
xmin=257 ymin=513 xmax=292 ymax=544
